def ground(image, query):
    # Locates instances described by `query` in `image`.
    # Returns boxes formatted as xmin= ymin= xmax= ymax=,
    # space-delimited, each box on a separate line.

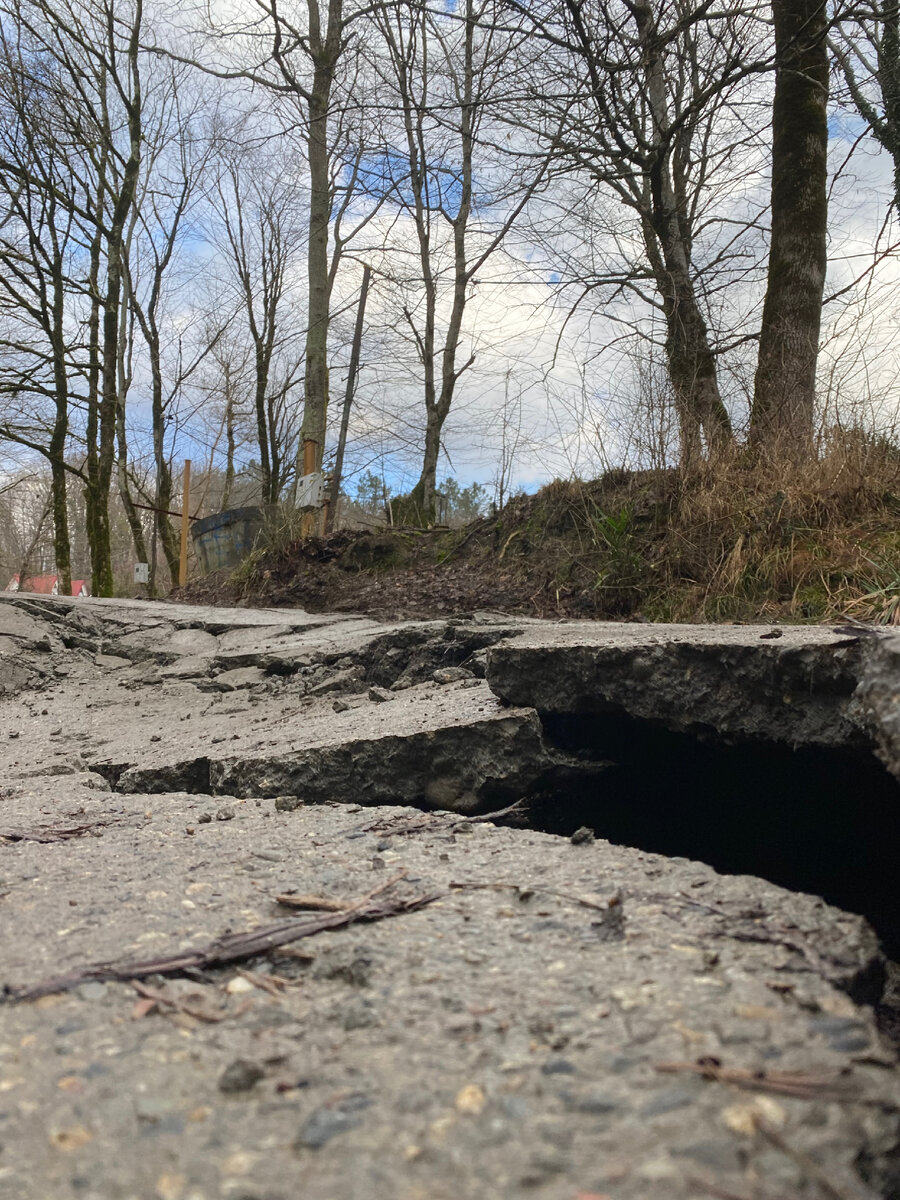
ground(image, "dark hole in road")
xmin=526 ymin=712 xmax=900 ymax=961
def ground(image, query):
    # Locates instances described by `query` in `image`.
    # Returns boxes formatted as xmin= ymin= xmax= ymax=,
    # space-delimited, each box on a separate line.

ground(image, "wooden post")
xmin=300 ymin=440 xmax=319 ymax=537
xmin=327 ymin=264 xmax=371 ymax=534
xmin=178 ymin=459 xmax=191 ymax=588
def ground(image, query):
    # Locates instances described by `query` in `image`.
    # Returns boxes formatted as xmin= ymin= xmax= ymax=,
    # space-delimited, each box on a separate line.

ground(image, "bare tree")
xmin=832 ymin=1 xmax=900 ymax=216
xmin=212 ymin=145 xmax=306 ymax=504
xmin=0 ymin=11 xmax=78 ymax=593
xmin=0 ymin=0 xmax=146 ymax=595
xmin=507 ymin=0 xmax=776 ymax=463
xmin=370 ymin=0 xmax=557 ymax=521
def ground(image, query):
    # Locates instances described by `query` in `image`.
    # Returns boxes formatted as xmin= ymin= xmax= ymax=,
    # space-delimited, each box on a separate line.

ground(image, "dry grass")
xmin=189 ymin=430 xmax=900 ymax=624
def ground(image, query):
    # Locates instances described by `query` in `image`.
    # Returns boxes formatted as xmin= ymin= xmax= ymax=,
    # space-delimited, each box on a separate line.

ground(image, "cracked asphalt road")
xmin=1 ymin=594 xmax=898 ymax=1200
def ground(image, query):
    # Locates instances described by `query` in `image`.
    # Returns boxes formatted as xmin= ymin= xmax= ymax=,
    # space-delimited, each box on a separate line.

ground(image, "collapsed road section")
xmin=1 ymin=593 xmax=900 ymax=1200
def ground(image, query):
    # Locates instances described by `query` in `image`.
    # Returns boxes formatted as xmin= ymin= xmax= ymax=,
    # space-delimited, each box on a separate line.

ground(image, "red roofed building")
xmin=5 ymin=574 xmax=90 ymax=597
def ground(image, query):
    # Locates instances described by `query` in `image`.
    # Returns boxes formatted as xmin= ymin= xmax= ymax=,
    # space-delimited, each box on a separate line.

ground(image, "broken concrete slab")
xmin=114 ymin=682 xmax=563 ymax=813
xmin=0 ymin=600 xmax=63 ymax=647
xmin=207 ymin=665 xmax=269 ymax=691
xmin=485 ymin=621 xmax=871 ymax=750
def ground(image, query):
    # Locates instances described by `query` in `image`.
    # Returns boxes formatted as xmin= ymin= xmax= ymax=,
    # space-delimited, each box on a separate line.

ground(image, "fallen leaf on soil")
xmin=130 ymin=979 xmax=228 ymax=1024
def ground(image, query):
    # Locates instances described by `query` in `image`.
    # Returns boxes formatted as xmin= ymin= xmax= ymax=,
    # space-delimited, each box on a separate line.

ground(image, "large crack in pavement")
xmin=2 ymin=593 xmax=900 ymax=1200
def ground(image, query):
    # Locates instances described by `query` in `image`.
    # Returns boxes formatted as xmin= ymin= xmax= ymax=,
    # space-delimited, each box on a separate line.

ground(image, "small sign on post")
xmin=134 ymin=563 xmax=149 ymax=584
xmin=297 ymin=471 xmax=326 ymax=511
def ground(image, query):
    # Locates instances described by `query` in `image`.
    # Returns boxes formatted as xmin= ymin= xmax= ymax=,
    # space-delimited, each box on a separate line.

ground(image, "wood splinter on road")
xmin=5 ymin=874 xmax=438 ymax=1003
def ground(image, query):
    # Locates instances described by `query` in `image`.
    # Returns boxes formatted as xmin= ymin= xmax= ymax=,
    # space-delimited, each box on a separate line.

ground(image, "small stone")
xmin=541 ymin=1057 xmax=576 ymax=1075
xmin=432 ymin=666 xmax=473 ymax=684
xmin=560 ymin=1088 xmax=620 ymax=1115
xmin=198 ymin=813 xmax=212 ymax=824
xmin=50 ymin=1125 xmax=94 ymax=1151
xmin=8 ymin=730 xmax=19 ymax=739
xmin=332 ymin=699 xmax=350 ymax=713
xmin=136 ymin=1095 xmax=175 ymax=1121
xmin=570 ymin=826 xmax=595 ymax=845
xmin=225 ymin=976 xmax=255 ymax=995
xmin=295 ymin=1097 xmax=370 ymax=1149
xmin=371 ymin=856 xmax=386 ymax=871
xmin=721 ymin=1096 xmax=786 ymax=1135
xmin=455 ymin=1084 xmax=486 ymax=1115
xmin=150 ymin=734 xmax=162 ymax=743
xmin=367 ymin=686 xmax=392 ymax=703
xmin=218 ymin=1059 xmax=265 ymax=1093
xmin=76 ymin=982 xmax=107 ymax=1002
xmin=276 ymin=795 xmax=302 ymax=810
xmin=216 ymin=805 xmax=236 ymax=821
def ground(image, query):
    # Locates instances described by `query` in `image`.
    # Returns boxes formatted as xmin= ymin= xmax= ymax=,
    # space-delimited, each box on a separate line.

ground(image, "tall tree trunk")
xmin=658 ymin=272 xmax=730 ymax=465
xmin=253 ymin=337 xmax=274 ymax=503
xmin=85 ymin=221 xmax=103 ymax=593
xmin=751 ymin=0 xmax=828 ymax=456
xmin=634 ymin=1 xmax=733 ymax=463
xmin=49 ymin=267 xmax=72 ymax=595
xmin=116 ymin=398 xmax=148 ymax=564
xmin=144 ymin=326 xmax=180 ymax=587
xmin=90 ymin=4 xmax=143 ymax=596
xmin=223 ymin=362 xmax=236 ymax=510
xmin=299 ymin=0 xmax=342 ymax=475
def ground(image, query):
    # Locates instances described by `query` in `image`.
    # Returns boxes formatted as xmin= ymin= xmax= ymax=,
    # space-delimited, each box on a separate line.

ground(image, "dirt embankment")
xmin=182 ymin=459 xmax=900 ymax=625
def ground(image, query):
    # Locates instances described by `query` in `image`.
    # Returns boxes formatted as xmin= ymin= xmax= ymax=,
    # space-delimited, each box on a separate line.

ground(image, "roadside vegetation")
xmin=185 ymin=429 xmax=900 ymax=625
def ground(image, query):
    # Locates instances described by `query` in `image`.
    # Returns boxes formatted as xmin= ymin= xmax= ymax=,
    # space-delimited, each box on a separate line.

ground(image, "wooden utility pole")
xmin=178 ymin=459 xmax=191 ymax=588
xmin=327 ymin=264 xmax=371 ymax=533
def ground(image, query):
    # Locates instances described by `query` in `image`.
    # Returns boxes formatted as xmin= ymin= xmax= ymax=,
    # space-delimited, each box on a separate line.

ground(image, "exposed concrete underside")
xmin=1 ymin=594 xmax=900 ymax=1199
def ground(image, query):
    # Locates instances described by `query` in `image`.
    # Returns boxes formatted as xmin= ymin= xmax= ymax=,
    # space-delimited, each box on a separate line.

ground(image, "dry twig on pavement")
xmin=5 ymin=874 xmax=439 ymax=1002
xmin=654 ymin=1059 xmax=861 ymax=1101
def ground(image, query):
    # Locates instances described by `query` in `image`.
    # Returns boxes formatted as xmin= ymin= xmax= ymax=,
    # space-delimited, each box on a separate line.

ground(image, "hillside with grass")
xmin=183 ymin=436 xmax=900 ymax=625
